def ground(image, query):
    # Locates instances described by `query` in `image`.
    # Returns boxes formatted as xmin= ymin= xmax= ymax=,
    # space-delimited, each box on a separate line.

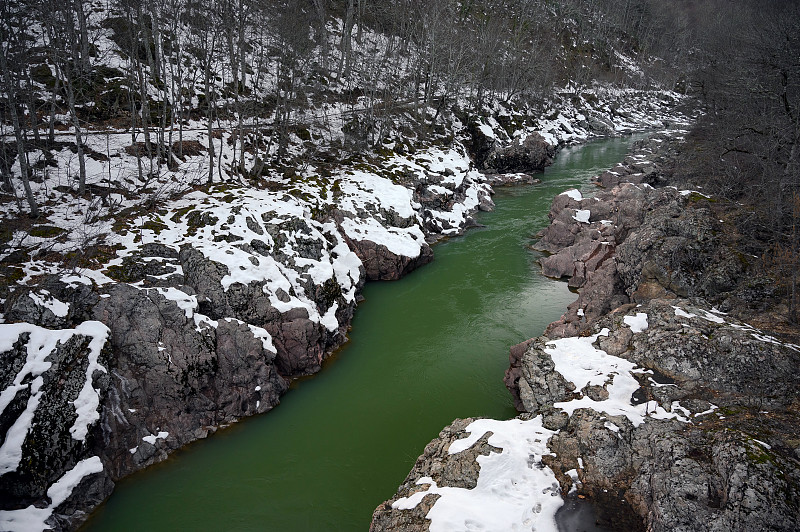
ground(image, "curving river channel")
xmin=82 ymin=136 xmax=635 ymax=531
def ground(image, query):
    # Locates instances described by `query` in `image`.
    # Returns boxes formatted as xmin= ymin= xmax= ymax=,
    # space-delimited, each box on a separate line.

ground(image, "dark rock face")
xmin=0 ymin=323 xmax=114 ymax=531
xmin=504 ymin=338 xmax=576 ymax=413
xmin=3 ymin=276 xmax=100 ymax=328
xmin=93 ymin=283 xmax=288 ymax=480
xmin=178 ymin=245 xmax=352 ymax=377
xmin=483 ymin=133 xmax=555 ymax=174
xmin=466 ymin=119 xmax=555 ymax=175
xmin=346 ymin=237 xmax=434 ymax=281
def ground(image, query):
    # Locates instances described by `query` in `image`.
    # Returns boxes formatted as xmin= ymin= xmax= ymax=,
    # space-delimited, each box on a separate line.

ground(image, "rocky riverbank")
xmin=0 ymin=92 xmax=690 ymax=530
xmin=370 ymin=133 xmax=800 ymax=531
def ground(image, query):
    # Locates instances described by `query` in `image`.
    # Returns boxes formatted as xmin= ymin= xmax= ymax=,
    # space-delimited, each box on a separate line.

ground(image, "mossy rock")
xmin=171 ymin=206 xmax=194 ymax=223
xmin=688 ymin=192 xmax=717 ymax=203
xmin=186 ymin=210 xmax=219 ymax=230
xmin=212 ymin=233 xmax=243 ymax=243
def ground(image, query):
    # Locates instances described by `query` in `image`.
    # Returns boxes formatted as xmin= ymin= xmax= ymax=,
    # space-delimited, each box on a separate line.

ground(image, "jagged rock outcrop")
xmin=179 ymin=245 xmax=352 ymax=377
xmin=516 ymin=300 xmax=800 ymax=532
xmin=93 ymin=283 xmax=289 ymax=480
xmin=369 ymin=417 xmax=499 ymax=532
xmin=483 ymin=133 xmax=555 ymax=174
xmin=0 ymin=321 xmax=113 ymax=531
xmin=345 ymin=237 xmax=434 ymax=281
xmin=532 ymin=133 xmax=754 ymax=339
xmin=467 ymin=122 xmax=556 ymax=175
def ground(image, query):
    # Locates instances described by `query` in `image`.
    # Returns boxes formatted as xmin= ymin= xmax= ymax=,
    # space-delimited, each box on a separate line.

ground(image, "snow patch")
xmin=392 ymin=417 xmax=562 ymax=532
xmin=0 ymin=456 xmax=103 ymax=531
xmin=545 ymin=330 xmax=687 ymax=426
xmin=572 ymin=209 xmax=591 ymax=223
xmin=560 ymin=189 xmax=582 ymax=201
xmin=623 ymin=312 xmax=649 ymax=333
xmin=142 ymin=431 xmax=169 ymax=445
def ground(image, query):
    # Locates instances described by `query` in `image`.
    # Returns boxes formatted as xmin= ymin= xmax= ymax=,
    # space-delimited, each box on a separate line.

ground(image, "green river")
xmin=83 ymin=136 xmax=635 ymax=531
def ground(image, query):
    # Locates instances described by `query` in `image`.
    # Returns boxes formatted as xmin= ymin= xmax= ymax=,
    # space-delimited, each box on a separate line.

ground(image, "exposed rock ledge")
xmin=370 ymin=133 xmax=800 ymax=532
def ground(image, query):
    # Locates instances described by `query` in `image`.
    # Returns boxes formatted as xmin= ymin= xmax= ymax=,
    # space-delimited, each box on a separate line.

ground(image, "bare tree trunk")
xmin=312 ymin=0 xmax=328 ymax=71
xmin=75 ymin=0 xmax=91 ymax=75
xmin=26 ymin=86 xmax=42 ymax=146
xmin=205 ymin=48 xmax=215 ymax=184
xmin=356 ymin=0 xmax=365 ymax=43
xmin=48 ymin=74 xmax=60 ymax=145
xmin=0 ymin=48 xmax=39 ymax=217
xmin=338 ymin=0 xmax=354 ymax=78
xmin=64 ymin=72 xmax=87 ymax=195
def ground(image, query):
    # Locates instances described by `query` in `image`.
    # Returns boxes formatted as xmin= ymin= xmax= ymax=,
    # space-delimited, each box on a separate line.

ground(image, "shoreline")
xmin=370 ymin=131 xmax=800 ymax=532
xmin=0 ymin=95 xmax=692 ymax=531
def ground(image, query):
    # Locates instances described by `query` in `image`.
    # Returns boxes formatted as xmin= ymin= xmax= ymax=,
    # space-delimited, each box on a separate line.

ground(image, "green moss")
xmin=318 ymin=277 xmax=342 ymax=309
xmin=688 ymin=192 xmax=718 ymax=203
xmin=141 ymin=219 xmax=168 ymax=233
xmin=105 ymin=264 xmax=132 ymax=282
xmin=0 ymin=265 xmax=24 ymax=285
xmin=29 ymin=225 xmax=66 ymax=238
xmin=171 ymin=206 xmax=194 ymax=223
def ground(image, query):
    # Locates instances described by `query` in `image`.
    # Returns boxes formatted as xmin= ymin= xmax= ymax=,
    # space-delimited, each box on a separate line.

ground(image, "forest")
xmin=0 ymin=4 xmax=797 ymax=316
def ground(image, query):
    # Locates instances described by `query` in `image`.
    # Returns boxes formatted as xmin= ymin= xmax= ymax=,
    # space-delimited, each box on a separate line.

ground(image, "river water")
xmin=82 ymin=136 xmax=634 ymax=531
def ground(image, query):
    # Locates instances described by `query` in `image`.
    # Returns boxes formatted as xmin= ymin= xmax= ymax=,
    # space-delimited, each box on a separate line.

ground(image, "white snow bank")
xmin=339 ymin=217 xmax=425 ymax=258
xmin=69 ymin=321 xmax=111 ymax=441
xmin=560 ymin=189 xmax=583 ymax=201
xmin=142 ymin=431 xmax=169 ymax=445
xmin=392 ymin=417 xmax=562 ymax=532
xmin=572 ymin=209 xmax=591 ymax=223
xmin=28 ymin=291 xmax=69 ymax=318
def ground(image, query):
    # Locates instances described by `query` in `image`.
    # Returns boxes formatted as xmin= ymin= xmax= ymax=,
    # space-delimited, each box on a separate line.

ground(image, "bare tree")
xmin=0 ymin=3 xmax=39 ymax=217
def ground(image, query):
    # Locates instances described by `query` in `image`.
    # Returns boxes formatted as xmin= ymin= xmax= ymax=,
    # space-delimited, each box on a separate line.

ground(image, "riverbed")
xmin=82 ymin=136 xmax=635 ymax=531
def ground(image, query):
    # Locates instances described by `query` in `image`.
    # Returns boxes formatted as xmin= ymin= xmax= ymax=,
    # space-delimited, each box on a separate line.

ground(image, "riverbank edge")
xmin=0 ymin=91 xmax=692 ymax=532
xmin=368 ymin=131 xmax=800 ymax=531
